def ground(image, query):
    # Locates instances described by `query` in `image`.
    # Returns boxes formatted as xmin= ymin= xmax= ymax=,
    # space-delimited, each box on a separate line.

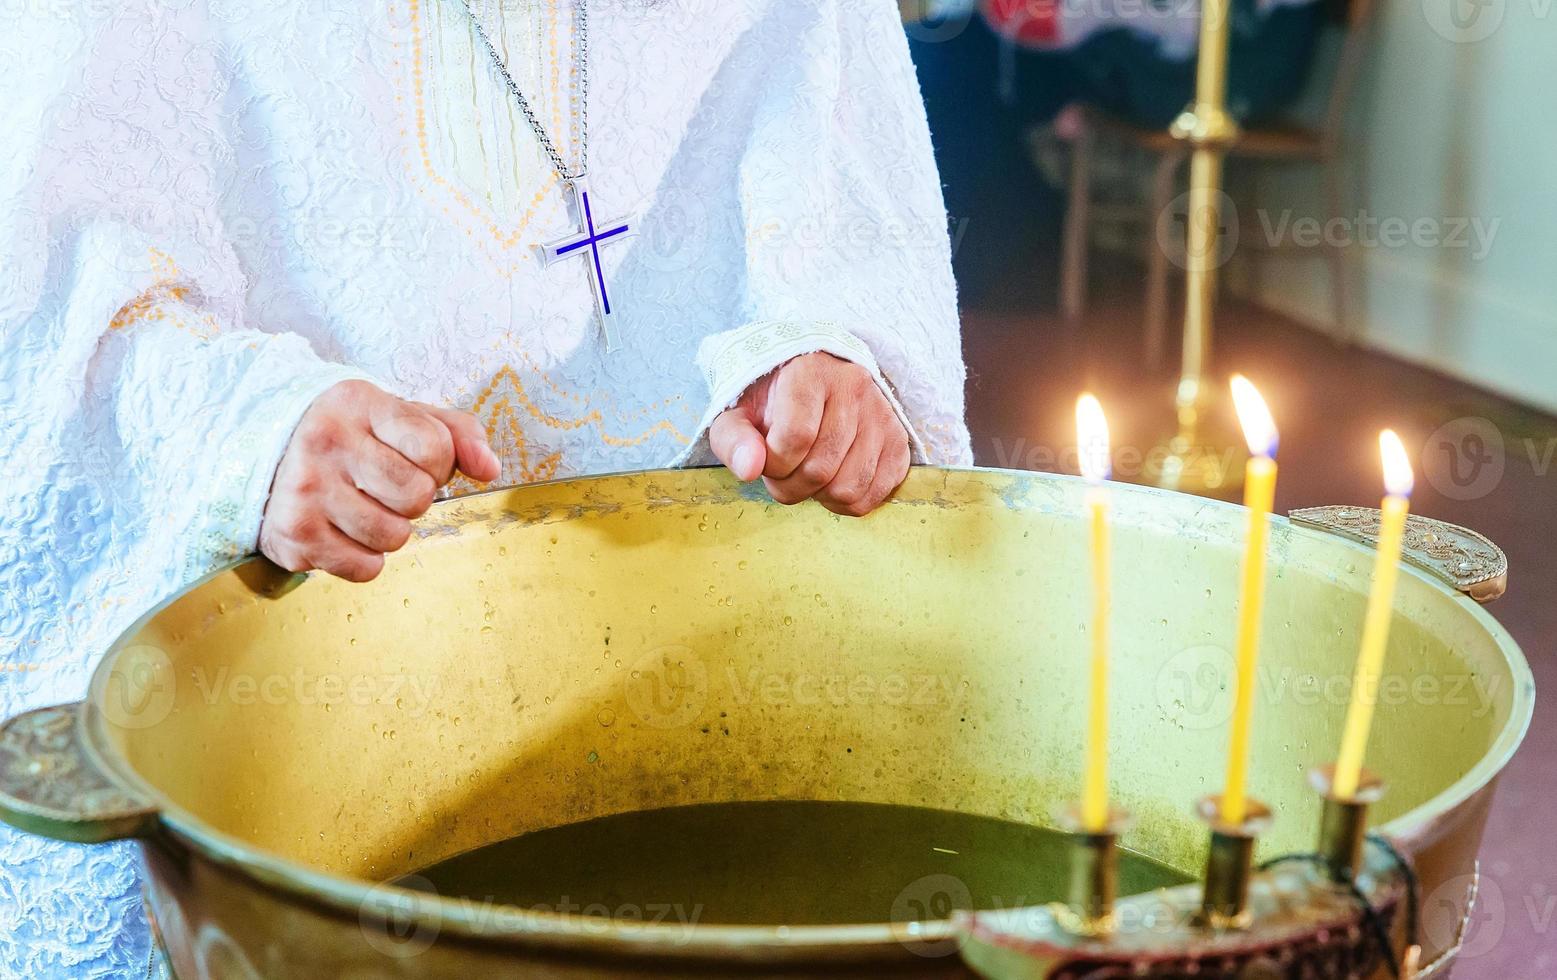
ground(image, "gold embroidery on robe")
xmin=446 ymin=363 xmax=693 ymax=494
xmin=393 ymin=0 xmax=579 ymax=273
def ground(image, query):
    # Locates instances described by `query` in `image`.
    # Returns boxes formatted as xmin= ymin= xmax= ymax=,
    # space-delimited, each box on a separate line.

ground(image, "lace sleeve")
xmin=3 ymin=2 xmax=375 ymax=572
xmin=722 ymin=0 xmax=972 ymax=465
xmin=0 ymin=5 xmax=368 ymax=976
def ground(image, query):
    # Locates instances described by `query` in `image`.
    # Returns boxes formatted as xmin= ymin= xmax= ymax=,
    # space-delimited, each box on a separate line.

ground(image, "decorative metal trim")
xmin=1414 ymin=863 xmax=1479 ymax=978
xmin=961 ymin=848 xmax=1409 ymax=979
xmin=0 ymin=704 xmax=157 ymax=843
xmin=1288 ymin=507 xmax=1508 ymax=602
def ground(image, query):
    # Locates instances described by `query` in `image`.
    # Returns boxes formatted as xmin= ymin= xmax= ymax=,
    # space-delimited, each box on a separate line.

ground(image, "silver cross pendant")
xmin=541 ymin=177 xmax=637 ymax=353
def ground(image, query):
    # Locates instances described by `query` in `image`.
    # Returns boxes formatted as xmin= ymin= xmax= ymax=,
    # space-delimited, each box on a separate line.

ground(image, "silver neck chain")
xmin=458 ymin=0 xmax=589 ymax=181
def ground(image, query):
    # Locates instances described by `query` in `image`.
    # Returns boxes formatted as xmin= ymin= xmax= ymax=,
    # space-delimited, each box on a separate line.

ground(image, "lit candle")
xmin=1222 ymin=375 xmax=1278 ymax=826
xmin=1076 ymin=393 xmax=1112 ymax=831
xmin=1332 ymin=431 xmax=1415 ymax=799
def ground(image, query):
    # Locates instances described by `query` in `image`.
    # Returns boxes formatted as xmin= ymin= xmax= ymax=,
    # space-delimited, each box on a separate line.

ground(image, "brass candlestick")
xmin=1146 ymin=0 xmax=1246 ymax=500
xmin=1310 ymin=764 xmax=1387 ymax=881
xmin=1195 ymin=794 xmax=1273 ymax=929
xmin=1054 ymin=805 xmax=1132 ymax=936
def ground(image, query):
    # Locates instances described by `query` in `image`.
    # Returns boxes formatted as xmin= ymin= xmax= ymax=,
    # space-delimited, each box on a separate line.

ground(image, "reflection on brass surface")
xmin=1169 ymin=106 xmax=1241 ymax=147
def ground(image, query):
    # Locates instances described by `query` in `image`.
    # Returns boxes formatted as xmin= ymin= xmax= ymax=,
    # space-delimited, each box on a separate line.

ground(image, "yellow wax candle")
xmin=1333 ymin=431 xmax=1415 ymax=799
xmin=1076 ymin=394 xmax=1112 ymax=831
xmin=1222 ymin=375 xmax=1278 ymax=826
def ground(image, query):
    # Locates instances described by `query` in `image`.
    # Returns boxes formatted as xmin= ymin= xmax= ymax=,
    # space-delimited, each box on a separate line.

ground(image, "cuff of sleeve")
xmin=191 ymin=358 xmax=379 ymax=566
xmin=671 ymin=319 xmax=928 ymax=468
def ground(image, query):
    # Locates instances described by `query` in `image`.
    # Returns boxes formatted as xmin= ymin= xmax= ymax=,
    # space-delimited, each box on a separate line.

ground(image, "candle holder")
xmin=1309 ymin=764 xmax=1387 ymax=882
xmin=1052 ymin=804 xmax=1132 ymax=936
xmin=1195 ymin=794 xmax=1273 ymax=929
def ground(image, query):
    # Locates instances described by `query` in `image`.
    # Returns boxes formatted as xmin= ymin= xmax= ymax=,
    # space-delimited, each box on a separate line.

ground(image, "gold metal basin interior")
xmin=16 ymin=467 xmax=1533 ymax=976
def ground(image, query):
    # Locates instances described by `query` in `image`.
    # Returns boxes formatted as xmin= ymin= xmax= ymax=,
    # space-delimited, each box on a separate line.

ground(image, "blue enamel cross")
xmin=542 ymin=177 xmax=637 ymax=353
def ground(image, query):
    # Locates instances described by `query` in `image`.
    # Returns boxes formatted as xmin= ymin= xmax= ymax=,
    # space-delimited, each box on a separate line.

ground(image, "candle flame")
xmin=1380 ymin=429 xmax=1414 ymax=497
xmin=1229 ymin=375 xmax=1278 ymax=458
xmin=1075 ymin=393 xmax=1111 ymax=482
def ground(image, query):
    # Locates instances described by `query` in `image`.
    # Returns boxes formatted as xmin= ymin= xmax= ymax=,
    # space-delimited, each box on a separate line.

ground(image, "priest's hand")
xmin=710 ymin=353 xmax=911 ymax=517
xmin=259 ymin=380 xmax=501 ymax=582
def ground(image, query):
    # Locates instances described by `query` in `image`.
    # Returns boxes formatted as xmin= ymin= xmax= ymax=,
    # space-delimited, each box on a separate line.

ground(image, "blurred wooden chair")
xmin=1058 ymin=0 xmax=1377 ymax=366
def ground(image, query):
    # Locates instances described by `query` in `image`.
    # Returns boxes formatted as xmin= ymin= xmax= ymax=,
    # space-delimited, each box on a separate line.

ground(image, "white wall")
xmin=1235 ymin=0 xmax=1557 ymax=412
